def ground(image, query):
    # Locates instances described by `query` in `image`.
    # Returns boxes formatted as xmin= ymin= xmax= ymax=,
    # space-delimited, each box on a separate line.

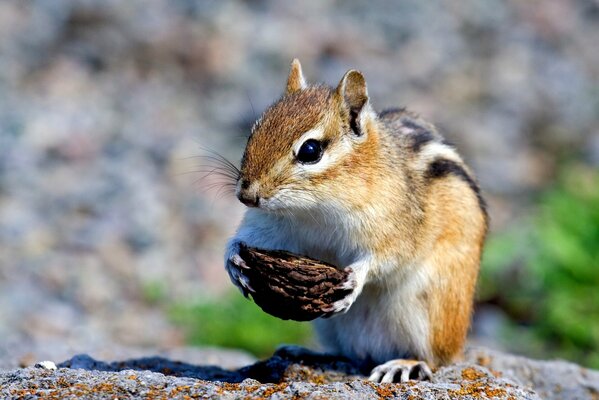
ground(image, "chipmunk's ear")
xmin=286 ymin=59 xmax=307 ymax=94
xmin=336 ymin=70 xmax=372 ymax=136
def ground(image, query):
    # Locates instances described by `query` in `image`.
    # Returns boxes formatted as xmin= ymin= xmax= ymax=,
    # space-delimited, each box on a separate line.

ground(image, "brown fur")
xmin=422 ymin=176 xmax=487 ymax=366
xmin=387 ymin=110 xmax=487 ymax=366
xmin=242 ymin=86 xmax=332 ymax=191
xmin=238 ymin=61 xmax=488 ymax=368
xmin=286 ymin=58 xmax=306 ymax=94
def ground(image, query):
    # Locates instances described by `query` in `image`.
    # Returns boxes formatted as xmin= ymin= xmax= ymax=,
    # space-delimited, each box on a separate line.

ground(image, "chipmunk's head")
xmin=237 ymin=59 xmax=380 ymax=214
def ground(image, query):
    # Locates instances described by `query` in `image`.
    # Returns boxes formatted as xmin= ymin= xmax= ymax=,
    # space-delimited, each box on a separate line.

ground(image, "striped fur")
xmin=227 ymin=62 xmax=488 ymax=370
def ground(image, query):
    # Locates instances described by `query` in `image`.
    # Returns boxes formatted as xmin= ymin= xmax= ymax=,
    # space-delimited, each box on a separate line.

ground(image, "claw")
xmin=231 ymin=254 xmax=250 ymax=269
xmin=320 ymin=269 xmax=358 ymax=316
xmin=227 ymin=266 xmax=249 ymax=297
xmin=340 ymin=268 xmax=357 ymax=291
xmin=321 ymin=295 xmax=354 ymax=314
xmin=237 ymin=273 xmax=255 ymax=293
xmin=236 ymin=284 xmax=249 ymax=298
xmin=226 ymin=244 xmax=255 ymax=298
xmin=369 ymin=359 xmax=432 ymax=383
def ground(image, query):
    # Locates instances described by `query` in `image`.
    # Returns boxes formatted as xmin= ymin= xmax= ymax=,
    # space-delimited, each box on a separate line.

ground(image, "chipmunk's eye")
xmin=296 ymin=139 xmax=323 ymax=164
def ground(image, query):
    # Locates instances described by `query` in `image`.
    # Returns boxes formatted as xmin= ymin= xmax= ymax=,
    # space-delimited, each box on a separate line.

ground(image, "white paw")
xmin=322 ymin=267 xmax=358 ymax=316
xmin=369 ymin=359 xmax=433 ymax=383
xmin=225 ymin=242 xmax=255 ymax=297
xmin=322 ymin=296 xmax=354 ymax=315
xmin=340 ymin=266 xmax=357 ymax=290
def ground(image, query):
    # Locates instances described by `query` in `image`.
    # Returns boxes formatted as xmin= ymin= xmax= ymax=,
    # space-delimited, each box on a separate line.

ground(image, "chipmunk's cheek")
xmin=261 ymin=200 xmax=277 ymax=211
xmin=257 ymin=191 xmax=290 ymax=211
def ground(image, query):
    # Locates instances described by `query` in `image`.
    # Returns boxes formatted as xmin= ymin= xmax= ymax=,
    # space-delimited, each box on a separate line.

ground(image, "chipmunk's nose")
xmin=238 ymin=191 xmax=260 ymax=207
xmin=237 ymin=179 xmax=260 ymax=208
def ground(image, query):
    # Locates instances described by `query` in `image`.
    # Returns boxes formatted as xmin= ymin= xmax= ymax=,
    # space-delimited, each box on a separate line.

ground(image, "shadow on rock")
xmin=57 ymin=346 xmax=364 ymax=384
xmin=239 ymin=346 xmax=364 ymax=383
xmin=58 ymin=354 xmax=245 ymax=382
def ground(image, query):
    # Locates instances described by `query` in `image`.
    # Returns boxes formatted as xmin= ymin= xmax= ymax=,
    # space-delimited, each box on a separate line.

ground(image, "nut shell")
xmin=238 ymin=243 xmax=353 ymax=321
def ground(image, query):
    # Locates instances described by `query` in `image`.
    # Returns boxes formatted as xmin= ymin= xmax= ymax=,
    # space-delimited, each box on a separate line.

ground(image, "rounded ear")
xmin=336 ymin=70 xmax=369 ymax=113
xmin=336 ymin=70 xmax=371 ymax=136
xmin=286 ymin=59 xmax=307 ymax=94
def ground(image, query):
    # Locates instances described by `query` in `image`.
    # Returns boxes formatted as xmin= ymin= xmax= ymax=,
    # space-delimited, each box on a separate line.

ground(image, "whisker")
xmin=245 ymin=89 xmax=257 ymax=119
xmin=191 ymin=161 xmax=239 ymax=179
xmin=193 ymin=171 xmax=237 ymax=186
xmin=204 ymin=151 xmax=240 ymax=174
xmin=189 ymin=163 xmax=240 ymax=173
xmin=194 ymin=146 xmax=241 ymax=172
xmin=201 ymin=182 xmax=237 ymax=191
xmin=179 ymin=168 xmax=239 ymax=179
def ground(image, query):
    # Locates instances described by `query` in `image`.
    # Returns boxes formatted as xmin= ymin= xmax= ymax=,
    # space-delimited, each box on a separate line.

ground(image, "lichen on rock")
xmin=4 ymin=346 xmax=596 ymax=399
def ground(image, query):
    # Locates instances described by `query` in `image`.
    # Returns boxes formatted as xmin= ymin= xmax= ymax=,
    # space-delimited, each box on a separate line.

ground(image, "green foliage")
xmin=141 ymin=280 xmax=168 ymax=305
xmin=169 ymin=292 xmax=313 ymax=357
xmin=480 ymin=165 xmax=599 ymax=368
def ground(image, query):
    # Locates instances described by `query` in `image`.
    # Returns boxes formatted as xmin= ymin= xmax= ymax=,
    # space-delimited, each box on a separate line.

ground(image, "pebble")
xmin=34 ymin=361 xmax=57 ymax=371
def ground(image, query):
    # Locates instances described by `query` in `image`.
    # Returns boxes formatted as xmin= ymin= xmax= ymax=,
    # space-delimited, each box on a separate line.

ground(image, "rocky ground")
xmin=1 ymin=346 xmax=598 ymax=399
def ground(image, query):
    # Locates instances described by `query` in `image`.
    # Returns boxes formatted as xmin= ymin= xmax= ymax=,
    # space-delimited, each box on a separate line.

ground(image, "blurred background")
xmin=0 ymin=0 xmax=598 ymax=369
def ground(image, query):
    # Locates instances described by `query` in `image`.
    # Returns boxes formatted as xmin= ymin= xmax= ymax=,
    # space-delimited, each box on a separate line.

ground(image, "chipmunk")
xmin=224 ymin=59 xmax=488 ymax=382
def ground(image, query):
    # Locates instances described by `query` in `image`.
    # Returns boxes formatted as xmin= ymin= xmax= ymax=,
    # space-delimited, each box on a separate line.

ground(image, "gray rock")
xmin=34 ymin=361 xmax=57 ymax=371
xmin=0 ymin=364 xmax=537 ymax=399
xmin=10 ymin=346 xmax=599 ymax=399
xmin=465 ymin=347 xmax=599 ymax=400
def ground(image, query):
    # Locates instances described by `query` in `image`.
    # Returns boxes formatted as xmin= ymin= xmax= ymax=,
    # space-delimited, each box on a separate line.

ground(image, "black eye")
xmin=296 ymin=139 xmax=323 ymax=164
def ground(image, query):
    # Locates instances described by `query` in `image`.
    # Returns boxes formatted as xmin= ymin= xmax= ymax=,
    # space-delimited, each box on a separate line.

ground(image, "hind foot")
xmin=369 ymin=359 xmax=433 ymax=383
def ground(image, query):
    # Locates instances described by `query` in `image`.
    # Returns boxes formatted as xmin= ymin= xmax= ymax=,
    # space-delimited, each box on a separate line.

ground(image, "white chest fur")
xmin=232 ymin=209 xmax=432 ymax=364
xmin=313 ymin=264 xmax=432 ymax=364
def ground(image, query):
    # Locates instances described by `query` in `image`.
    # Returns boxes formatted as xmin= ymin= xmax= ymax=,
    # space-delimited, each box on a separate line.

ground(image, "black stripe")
xmin=378 ymin=107 xmax=406 ymax=118
xmin=400 ymin=118 xmax=436 ymax=152
xmin=441 ymin=138 xmax=455 ymax=147
xmin=400 ymin=118 xmax=423 ymax=131
xmin=410 ymin=130 xmax=436 ymax=152
xmin=426 ymin=158 xmax=488 ymax=221
xmin=349 ymin=110 xmax=361 ymax=136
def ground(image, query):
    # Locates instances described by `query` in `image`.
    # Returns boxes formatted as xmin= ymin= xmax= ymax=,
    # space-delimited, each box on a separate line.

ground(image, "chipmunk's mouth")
xmin=255 ymin=197 xmax=281 ymax=211
xmin=259 ymin=190 xmax=319 ymax=214
xmin=236 ymin=179 xmax=261 ymax=208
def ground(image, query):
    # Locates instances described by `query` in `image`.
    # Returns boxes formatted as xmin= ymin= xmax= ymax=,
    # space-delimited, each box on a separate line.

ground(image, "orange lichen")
xmin=169 ymin=385 xmax=191 ymax=397
xmin=364 ymin=380 xmax=401 ymax=399
xmin=491 ymin=369 xmax=503 ymax=378
xmin=476 ymin=354 xmax=492 ymax=367
xmin=56 ymin=376 xmax=71 ymax=387
xmin=220 ymin=382 xmax=242 ymax=391
xmin=449 ymin=381 xmax=507 ymax=398
xmin=375 ymin=384 xmax=399 ymax=399
xmin=285 ymin=366 xmax=331 ymax=384
xmin=461 ymin=367 xmax=487 ymax=381
xmin=244 ymin=384 xmax=260 ymax=393
xmin=261 ymin=382 xmax=289 ymax=397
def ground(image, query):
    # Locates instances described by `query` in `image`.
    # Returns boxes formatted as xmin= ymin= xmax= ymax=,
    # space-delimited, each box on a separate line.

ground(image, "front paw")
xmin=321 ymin=267 xmax=358 ymax=316
xmin=225 ymin=242 xmax=255 ymax=297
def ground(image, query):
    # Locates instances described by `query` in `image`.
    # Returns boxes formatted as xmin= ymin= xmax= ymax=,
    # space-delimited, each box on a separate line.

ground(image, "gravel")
xmin=0 ymin=346 xmax=548 ymax=399
xmin=1 ymin=346 xmax=598 ymax=398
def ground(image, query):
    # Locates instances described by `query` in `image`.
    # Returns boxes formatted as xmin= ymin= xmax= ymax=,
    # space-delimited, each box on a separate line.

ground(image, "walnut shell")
xmin=238 ymin=243 xmax=353 ymax=321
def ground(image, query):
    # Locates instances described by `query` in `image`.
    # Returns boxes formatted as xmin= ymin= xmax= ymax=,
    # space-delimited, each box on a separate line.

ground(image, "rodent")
xmin=225 ymin=59 xmax=488 ymax=382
